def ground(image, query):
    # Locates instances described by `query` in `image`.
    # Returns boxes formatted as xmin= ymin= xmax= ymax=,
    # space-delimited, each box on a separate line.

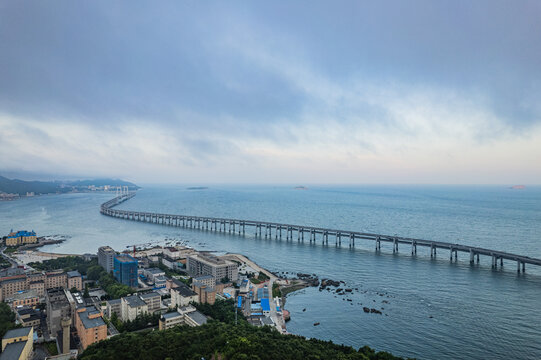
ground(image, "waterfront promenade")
xmin=101 ymin=193 xmax=541 ymax=273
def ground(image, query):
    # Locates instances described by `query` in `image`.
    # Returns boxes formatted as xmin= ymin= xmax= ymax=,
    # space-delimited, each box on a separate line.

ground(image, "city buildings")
xmin=98 ymin=246 xmax=116 ymax=274
xmin=113 ymin=254 xmax=138 ymax=287
xmin=15 ymin=307 xmax=41 ymax=331
xmin=5 ymin=289 xmax=39 ymax=309
xmin=0 ymin=327 xmax=33 ymax=360
xmin=139 ymin=292 xmax=161 ymax=313
xmin=5 ymin=230 xmax=37 ymax=247
xmin=143 ymin=268 xmax=165 ymax=283
xmin=67 ymin=271 xmax=83 ymax=291
xmin=171 ymin=284 xmax=198 ymax=308
xmin=74 ymin=306 xmax=107 ymax=350
xmin=45 ymin=288 xmax=72 ymax=337
xmin=192 ymin=274 xmax=215 ymax=288
xmin=192 ymin=283 xmax=216 ymax=305
xmin=105 ymin=299 xmax=121 ymax=318
xmin=45 ymin=271 xmax=67 ymax=289
xmin=186 ymin=254 xmax=238 ymax=282
xmin=158 ymin=306 xmax=207 ymax=330
xmin=120 ymin=295 xmax=148 ymax=321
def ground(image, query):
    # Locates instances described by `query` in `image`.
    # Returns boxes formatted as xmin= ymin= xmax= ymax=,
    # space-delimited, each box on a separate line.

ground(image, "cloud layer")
xmin=1 ymin=1 xmax=540 ymax=184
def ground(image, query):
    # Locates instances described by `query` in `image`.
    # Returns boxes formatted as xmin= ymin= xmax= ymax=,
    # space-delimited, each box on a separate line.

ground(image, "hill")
xmin=0 ymin=175 xmax=139 ymax=195
xmin=80 ymin=321 xmax=407 ymax=360
xmin=0 ymin=175 xmax=62 ymax=195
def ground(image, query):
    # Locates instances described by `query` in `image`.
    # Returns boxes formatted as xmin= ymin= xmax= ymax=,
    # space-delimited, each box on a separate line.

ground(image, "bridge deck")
xmin=100 ymin=193 xmax=541 ymax=268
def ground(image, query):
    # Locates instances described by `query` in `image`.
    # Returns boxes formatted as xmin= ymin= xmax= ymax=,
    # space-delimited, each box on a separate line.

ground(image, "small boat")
xmin=313 ymin=322 xmax=320 ymax=326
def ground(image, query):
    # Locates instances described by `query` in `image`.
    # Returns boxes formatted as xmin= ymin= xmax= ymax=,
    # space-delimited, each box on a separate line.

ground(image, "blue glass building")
xmin=113 ymin=254 xmax=138 ymax=287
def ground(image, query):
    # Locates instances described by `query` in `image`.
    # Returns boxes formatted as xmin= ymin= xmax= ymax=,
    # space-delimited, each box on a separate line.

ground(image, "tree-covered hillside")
xmin=80 ymin=322 xmax=409 ymax=360
xmin=0 ymin=175 xmax=138 ymax=195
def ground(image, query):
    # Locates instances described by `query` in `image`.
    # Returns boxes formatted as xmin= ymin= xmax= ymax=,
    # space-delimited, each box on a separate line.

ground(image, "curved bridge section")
xmin=101 ymin=193 xmax=541 ymax=273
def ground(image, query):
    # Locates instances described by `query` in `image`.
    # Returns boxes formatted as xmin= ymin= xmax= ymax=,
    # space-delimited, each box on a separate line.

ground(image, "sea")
xmin=1 ymin=185 xmax=540 ymax=359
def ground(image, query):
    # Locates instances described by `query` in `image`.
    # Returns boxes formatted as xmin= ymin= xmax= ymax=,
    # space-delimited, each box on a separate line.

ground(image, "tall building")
xmin=74 ymin=306 xmax=107 ymax=350
xmin=186 ymin=254 xmax=238 ymax=282
xmin=113 ymin=254 xmax=138 ymax=287
xmin=46 ymin=288 xmax=72 ymax=337
xmin=98 ymin=246 xmax=116 ymax=274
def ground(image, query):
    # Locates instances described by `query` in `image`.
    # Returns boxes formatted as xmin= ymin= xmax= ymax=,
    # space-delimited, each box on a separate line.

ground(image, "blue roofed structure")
xmin=261 ymin=298 xmax=270 ymax=312
xmin=237 ymin=296 xmax=243 ymax=308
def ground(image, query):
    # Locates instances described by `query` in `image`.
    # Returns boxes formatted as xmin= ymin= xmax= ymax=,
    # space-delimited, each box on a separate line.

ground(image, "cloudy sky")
xmin=1 ymin=1 xmax=540 ymax=184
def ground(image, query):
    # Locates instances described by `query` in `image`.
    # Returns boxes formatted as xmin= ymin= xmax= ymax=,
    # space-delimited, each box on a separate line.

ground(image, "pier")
xmin=101 ymin=193 xmax=541 ymax=273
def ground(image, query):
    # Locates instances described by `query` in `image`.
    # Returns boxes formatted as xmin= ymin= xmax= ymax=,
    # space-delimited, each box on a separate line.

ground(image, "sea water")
xmin=1 ymin=185 xmax=540 ymax=359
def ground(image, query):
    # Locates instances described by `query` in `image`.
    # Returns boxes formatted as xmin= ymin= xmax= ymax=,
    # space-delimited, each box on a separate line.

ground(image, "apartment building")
xmin=139 ymin=292 xmax=161 ymax=313
xmin=171 ymin=284 xmax=198 ymax=308
xmin=74 ymin=306 xmax=107 ymax=350
xmin=120 ymin=295 xmax=148 ymax=321
xmin=67 ymin=271 xmax=83 ymax=291
xmin=186 ymin=254 xmax=238 ymax=282
xmin=0 ymin=327 xmax=33 ymax=360
xmin=98 ymin=246 xmax=116 ymax=274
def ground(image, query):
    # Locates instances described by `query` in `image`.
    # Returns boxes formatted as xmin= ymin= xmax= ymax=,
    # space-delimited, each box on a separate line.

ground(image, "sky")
xmin=0 ymin=1 xmax=540 ymax=184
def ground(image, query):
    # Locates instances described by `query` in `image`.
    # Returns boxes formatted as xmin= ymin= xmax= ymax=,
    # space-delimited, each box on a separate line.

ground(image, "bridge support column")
xmin=470 ymin=250 xmax=474 ymax=264
xmin=500 ymin=257 xmax=503 ymax=267
xmin=517 ymin=260 xmax=521 ymax=273
xmin=492 ymin=255 xmax=496 ymax=268
xmin=522 ymin=262 xmax=525 ymax=272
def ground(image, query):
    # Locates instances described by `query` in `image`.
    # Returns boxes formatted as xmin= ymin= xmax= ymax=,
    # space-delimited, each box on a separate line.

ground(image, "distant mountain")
xmin=66 ymin=179 xmax=139 ymax=188
xmin=0 ymin=175 xmax=61 ymax=195
xmin=0 ymin=175 xmax=139 ymax=195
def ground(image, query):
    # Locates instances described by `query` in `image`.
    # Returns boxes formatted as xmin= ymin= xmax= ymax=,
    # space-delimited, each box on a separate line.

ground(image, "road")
xmin=223 ymin=253 xmax=286 ymax=333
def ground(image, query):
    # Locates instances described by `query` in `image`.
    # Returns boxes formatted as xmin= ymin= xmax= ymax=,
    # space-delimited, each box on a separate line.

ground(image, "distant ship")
xmin=509 ymin=185 xmax=526 ymax=190
xmin=294 ymin=186 xmax=308 ymax=190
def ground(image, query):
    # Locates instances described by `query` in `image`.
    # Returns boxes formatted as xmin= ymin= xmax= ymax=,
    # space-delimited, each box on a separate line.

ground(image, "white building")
xmin=121 ymin=295 xmax=148 ymax=321
xmin=171 ymin=284 xmax=198 ymax=308
xmin=186 ymin=254 xmax=238 ymax=282
xmin=98 ymin=246 xmax=116 ymax=274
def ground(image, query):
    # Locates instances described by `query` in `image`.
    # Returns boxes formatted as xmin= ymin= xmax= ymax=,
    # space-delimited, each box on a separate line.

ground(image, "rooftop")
xmin=193 ymin=274 xmax=214 ymax=281
xmin=174 ymin=283 xmax=197 ymax=298
xmin=123 ymin=295 xmax=147 ymax=308
xmin=139 ymin=291 xmax=160 ymax=299
xmin=189 ymin=253 xmax=229 ymax=266
xmin=67 ymin=270 xmax=81 ymax=278
xmin=107 ymin=299 xmax=121 ymax=305
xmin=146 ymin=268 xmax=164 ymax=274
xmin=98 ymin=246 xmax=115 ymax=253
xmin=78 ymin=306 xmax=106 ymax=329
xmin=115 ymin=254 xmax=137 ymax=263
xmin=3 ymin=327 xmax=32 ymax=339
xmin=0 ymin=341 xmax=26 ymax=360
xmin=261 ymin=298 xmax=270 ymax=312
xmin=7 ymin=230 xmax=36 ymax=238
xmin=162 ymin=311 xmax=182 ymax=320
xmin=185 ymin=311 xmax=207 ymax=326
xmin=0 ymin=268 xmax=24 ymax=278
xmin=7 ymin=289 xmax=39 ymax=301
